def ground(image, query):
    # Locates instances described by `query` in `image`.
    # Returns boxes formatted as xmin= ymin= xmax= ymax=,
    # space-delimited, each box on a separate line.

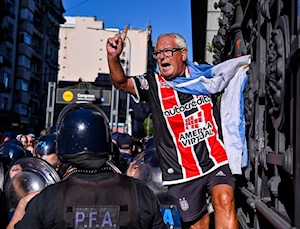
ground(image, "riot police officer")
xmin=7 ymin=102 xmax=166 ymax=229
xmin=34 ymin=134 xmax=71 ymax=178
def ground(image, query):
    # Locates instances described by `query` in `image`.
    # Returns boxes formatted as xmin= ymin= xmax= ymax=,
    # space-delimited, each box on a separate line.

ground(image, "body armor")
xmin=53 ymin=174 xmax=140 ymax=229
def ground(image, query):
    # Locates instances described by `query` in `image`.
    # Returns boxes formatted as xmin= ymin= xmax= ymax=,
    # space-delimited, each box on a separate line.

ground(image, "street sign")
xmin=56 ymin=88 xmax=111 ymax=106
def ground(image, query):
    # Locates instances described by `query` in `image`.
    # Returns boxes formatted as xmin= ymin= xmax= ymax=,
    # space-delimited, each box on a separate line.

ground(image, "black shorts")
xmin=167 ymin=164 xmax=235 ymax=222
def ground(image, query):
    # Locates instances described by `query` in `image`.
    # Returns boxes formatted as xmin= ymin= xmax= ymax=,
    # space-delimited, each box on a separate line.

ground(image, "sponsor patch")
xmin=179 ymin=122 xmax=215 ymax=147
xmin=138 ymin=76 xmax=149 ymax=90
xmin=164 ymin=96 xmax=211 ymax=117
xmin=185 ymin=111 xmax=204 ymax=130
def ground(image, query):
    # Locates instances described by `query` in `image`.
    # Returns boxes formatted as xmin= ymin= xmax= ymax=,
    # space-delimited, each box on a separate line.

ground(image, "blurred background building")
xmin=0 ymin=0 xmax=218 ymax=137
xmin=0 ymin=0 xmax=65 ymax=134
xmin=55 ymin=16 xmax=154 ymax=134
xmin=191 ymin=0 xmax=220 ymax=64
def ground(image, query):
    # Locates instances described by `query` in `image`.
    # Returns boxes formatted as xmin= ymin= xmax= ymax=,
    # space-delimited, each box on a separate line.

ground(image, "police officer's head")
xmin=56 ymin=102 xmax=111 ymax=169
xmin=35 ymin=134 xmax=56 ymax=157
xmin=1 ymin=144 xmax=26 ymax=174
xmin=0 ymin=139 xmax=24 ymax=150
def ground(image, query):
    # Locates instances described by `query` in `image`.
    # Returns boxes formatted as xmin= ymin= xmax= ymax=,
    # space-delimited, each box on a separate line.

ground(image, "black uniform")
xmin=14 ymin=103 xmax=166 ymax=229
xmin=15 ymin=172 xmax=166 ymax=229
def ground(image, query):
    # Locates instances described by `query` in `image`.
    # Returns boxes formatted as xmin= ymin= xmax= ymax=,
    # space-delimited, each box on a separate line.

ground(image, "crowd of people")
xmin=0 ymin=25 xmax=250 ymax=229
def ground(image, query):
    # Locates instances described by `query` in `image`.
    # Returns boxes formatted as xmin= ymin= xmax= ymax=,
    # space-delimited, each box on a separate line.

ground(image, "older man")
xmin=106 ymin=26 xmax=238 ymax=229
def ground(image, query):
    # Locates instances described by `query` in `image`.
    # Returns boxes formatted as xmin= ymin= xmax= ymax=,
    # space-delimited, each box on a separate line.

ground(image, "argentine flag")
xmin=164 ymin=55 xmax=251 ymax=175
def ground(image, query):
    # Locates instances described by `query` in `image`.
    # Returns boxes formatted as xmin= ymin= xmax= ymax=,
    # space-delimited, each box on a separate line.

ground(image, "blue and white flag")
xmin=164 ymin=55 xmax=251 ymax=175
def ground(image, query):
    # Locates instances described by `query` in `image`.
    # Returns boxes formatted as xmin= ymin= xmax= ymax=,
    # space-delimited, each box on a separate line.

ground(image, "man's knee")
xmin=211 ymin=184 xmax=235 ymax=210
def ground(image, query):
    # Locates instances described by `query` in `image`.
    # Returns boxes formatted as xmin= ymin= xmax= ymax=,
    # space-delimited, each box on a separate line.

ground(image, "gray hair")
xmin=157 ymin=33 xmax=187 ymax=49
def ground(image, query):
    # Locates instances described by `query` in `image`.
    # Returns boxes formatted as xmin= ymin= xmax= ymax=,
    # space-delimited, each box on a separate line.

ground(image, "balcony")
xmin=16 ymin=66 xmax=32 ymax=81
xmin=49 ymin=35 xmax=60 ymax=47
xmin=0 ymin=28 xmax=14 ymax=43
xmin=34 ymin=1 xmax=44 ymax=15
xmin=15 ymin=90 xmax=31 ymax=104
xmin=19 ymin=20 xmax=43 ymax=38
xmin=2 ymin=56 xmax=12 ymax=67
xmin=0 ymin=2 xmax=10 ymax=18
xmin=21 ymin=0 xmax=35 ymax=12
xmin=49 ymin=59 xmax=59 ymax=70
xmin=18 ymin=43 xmax=42 ymax=60
xmin=31 ymin=71 xmax=41 ymax=81
xmin=0 ymin=83 xmax=11 ymax=93
xmin=29 ymin=91 xmax=40 ymax=103
xmin=44 ymin=0 xmax=66 ymax=23
xmin=45 ymin=55 xmax=58 ymax=68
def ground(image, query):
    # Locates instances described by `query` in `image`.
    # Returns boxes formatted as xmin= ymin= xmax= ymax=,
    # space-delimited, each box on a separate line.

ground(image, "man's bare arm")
xmin=106 ymin=26 xmax=136 ymax=95
xmin=6 ymin=192 xmax=39 ymax=229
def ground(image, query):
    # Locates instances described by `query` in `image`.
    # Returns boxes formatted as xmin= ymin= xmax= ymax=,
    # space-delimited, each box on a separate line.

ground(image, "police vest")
xmin=52 ymin=174 xmax=140 ymax=229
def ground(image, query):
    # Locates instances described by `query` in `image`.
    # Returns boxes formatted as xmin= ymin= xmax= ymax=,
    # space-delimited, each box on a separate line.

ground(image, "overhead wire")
xmin=66 ymin=0 xmax=94 ymax=11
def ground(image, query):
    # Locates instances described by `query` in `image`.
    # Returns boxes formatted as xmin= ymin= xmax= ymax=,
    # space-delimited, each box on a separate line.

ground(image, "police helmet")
xmin=56 ymin=102 xmax=111 ymax=158
xmin=25 ymin=149 xmax=33 ymax=157
xmin=48 ymin=124 xmax=60 ymax=135
xmin=35 ymin=134 xmax=56 ymax=157
xmin=0 ymin=139 xmax=24 ymax=150
xmin=1 ymin=144 xmax=25 ymax=166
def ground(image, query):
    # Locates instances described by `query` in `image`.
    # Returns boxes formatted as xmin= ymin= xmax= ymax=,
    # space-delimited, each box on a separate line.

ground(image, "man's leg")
xmin=206 ymin=164 xmax=238 ymax=229
xmin=168 ymin=177 xmax=210 ymax=229
xmin=189 ymin=213 xmax=210 ymax=229
xmin=180 ymin=212 xmax=210 ymax=229
xmin=211 ymin=184 xmax=238 ymax=229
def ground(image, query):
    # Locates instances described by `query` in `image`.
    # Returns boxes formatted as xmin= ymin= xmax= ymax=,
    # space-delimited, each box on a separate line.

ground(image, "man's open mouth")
xmin=162 ymin=63 xmax=171 ymax=68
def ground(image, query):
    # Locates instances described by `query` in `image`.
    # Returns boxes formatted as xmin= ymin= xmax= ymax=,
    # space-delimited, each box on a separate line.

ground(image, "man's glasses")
xmin=152 ymin=48 xmax=183 ymax=60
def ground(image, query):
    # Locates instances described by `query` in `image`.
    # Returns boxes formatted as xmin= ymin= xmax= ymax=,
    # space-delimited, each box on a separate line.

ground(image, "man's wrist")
xmin=107 ymin=55 xmax=120 ymax=63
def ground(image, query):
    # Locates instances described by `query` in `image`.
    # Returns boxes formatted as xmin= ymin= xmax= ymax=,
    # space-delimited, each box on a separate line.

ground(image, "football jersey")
xmin=132 ymin=71 xmax=228 ymax=185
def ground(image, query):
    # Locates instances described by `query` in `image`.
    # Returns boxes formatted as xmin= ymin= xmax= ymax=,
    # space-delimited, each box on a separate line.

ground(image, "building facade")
xmin=191 ymin=0 xmax=220 ymax=64
xmin=0 ymin=0 xmax=65 ymax=134
xmin=57 ymin=16 xmax=153 ymax=133
xmin=58 ymin=16 xmax=149 ymax=82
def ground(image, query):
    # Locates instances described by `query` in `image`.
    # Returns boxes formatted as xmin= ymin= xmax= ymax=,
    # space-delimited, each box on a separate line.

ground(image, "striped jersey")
xmin=132 ymin=71 xmax=228 ymax=185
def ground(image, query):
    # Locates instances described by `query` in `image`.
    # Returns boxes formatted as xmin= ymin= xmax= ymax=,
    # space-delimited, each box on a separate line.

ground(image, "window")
xmin=3 ymin=72 xmax=9 ymax=89
xmin=48 ymin=72 xmax=53 ymax=81
xmin=31 ymin=61 xmax=37 ymax=72
xmin=18 ymin=55 xmax=31 ymax=68
xmin=32 ymin=38 xmax=39 ymax=49
xmin=1 ymin=98 xmax=8 ymax=110
xmin=45 ymin=67 xmax=48 ymax=82
xmin=6 ymin=47 xmax=12 ymax=60
xmin=20 ymin=9 xmax=34 ymax=22
xmin=9 ymin=2 xmax=15 ymax=15
xmin=16 ymin=79 xmax=29 ymax=91
xmin=14 ymin=104 xmax=28 ymax=115
xmin=21 ymin=82 xmax=28 ymax=91
xmin=34 ymin=0 xmax=41 ymax=6
xmin=8 ymin=23 xmax=13 ymax=39
xmin=19 ymin=32 xmax=32 ymax=45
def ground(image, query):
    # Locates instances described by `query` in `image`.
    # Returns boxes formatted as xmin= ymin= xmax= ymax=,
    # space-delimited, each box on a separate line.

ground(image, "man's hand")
xmin=9 ymin=164 xmax=22 ymax=179
xmin=106 ymin=25 xmax=128 ymax=58
xmin=126 ymin=161 xmax=139 ymax=178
